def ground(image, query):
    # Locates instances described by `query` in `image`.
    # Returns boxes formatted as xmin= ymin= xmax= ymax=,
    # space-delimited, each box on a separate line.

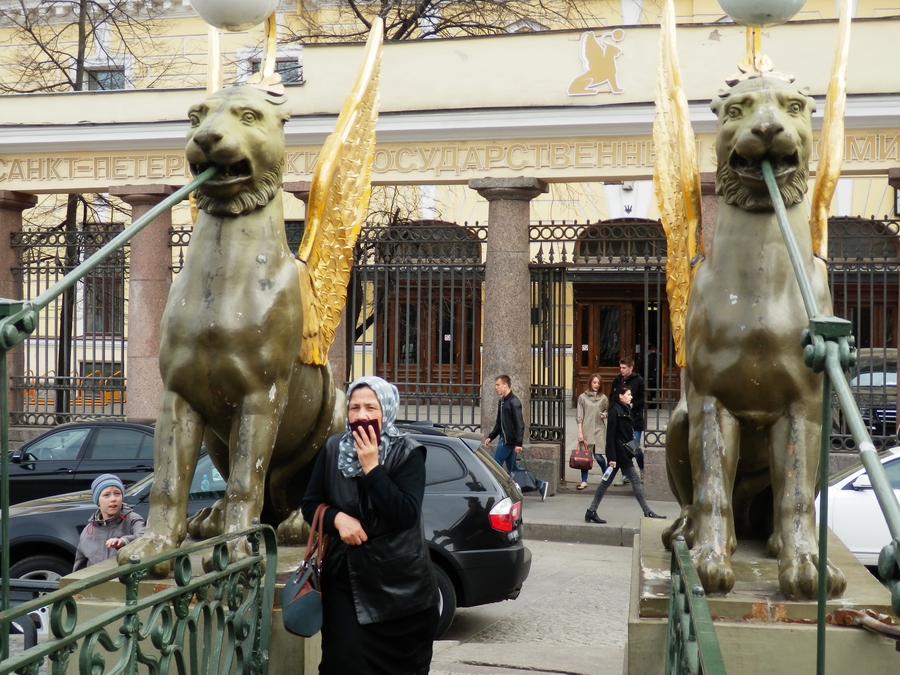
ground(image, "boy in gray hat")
xmin=73 ymin=474 xmax=146 ymax=571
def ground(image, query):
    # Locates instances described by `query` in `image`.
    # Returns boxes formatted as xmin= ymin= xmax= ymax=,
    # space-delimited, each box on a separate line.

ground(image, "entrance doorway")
xmin=572 ymin=283 xmax=671 ymax=404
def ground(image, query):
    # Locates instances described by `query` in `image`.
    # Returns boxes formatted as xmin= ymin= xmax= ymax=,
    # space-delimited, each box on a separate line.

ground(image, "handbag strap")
xmin=303 ymin=503 xmax=329 ymax=566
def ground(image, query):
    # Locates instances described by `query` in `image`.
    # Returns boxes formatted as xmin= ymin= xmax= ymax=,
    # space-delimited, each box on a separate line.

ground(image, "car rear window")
xmin=424 ymin=443 xmax=466 ymax=486
xmin=88 ymin=428 xmax=152 ymax=460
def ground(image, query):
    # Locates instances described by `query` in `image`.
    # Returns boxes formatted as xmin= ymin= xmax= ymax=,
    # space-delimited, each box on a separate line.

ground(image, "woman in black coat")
xmin=301 ymin=375 xmax=439 ymax=675
xmin=583 ymin=385 xmax=666 ymax=524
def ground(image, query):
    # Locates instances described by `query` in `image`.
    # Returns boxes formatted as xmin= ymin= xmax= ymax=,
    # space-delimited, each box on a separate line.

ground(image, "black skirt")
xmin=319 ymin=564 xmax=439 ymax=675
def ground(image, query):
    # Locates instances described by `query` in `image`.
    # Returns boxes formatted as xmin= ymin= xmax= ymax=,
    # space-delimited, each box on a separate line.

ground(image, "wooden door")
xmin=573 ymin=300 xmax=633 ymax=400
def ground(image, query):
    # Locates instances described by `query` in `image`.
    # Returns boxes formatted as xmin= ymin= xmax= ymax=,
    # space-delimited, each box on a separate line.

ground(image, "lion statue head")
xmin=186 ymin=86 xmax=291 ymax=217
xmin=712 ymin=76 xmax=815 ymax=212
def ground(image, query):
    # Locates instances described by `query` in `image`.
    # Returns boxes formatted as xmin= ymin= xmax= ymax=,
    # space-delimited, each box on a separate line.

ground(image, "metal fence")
xmin=9 ymin=215 xmax=898 ymax=452
xmin=10 ymin=227 xmax=127 ymax=426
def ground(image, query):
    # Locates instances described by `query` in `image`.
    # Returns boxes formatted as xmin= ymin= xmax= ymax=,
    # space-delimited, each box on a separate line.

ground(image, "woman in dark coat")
xmin=301 ymin=375 xmax=439 ymax=675
xmin=583 ymin=385 xmax=666 ymax=524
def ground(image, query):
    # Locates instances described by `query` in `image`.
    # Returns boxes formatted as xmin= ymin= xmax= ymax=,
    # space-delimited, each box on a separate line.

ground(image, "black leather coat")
xmin=487 ymin=392 xmax=525 ymax=447
xmin=301 ymin=433 xmax=439 ymax=625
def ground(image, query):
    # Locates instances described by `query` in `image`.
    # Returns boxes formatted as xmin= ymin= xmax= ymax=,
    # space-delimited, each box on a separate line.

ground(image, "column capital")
xmin=700 ymin=172 xmax=717 ymax=196
xmin=109 ymin=184 xmax=178 ymax=207
xmin=0 ymin=190 xmax=38 ymax=212
xmin=284 ymin=181 xmax=312 ymax=204
xmin=468 ymin=177 xmax=548 ymax=202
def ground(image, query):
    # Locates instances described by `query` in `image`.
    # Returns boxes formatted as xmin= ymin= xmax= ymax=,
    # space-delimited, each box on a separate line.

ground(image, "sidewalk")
xmin=518 ymin=475 xmax=680 ymax=547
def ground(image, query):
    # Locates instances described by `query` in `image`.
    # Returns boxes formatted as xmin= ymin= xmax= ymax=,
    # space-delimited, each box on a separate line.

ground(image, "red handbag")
xmin=568 ymin=440 xmax=594 ymax=471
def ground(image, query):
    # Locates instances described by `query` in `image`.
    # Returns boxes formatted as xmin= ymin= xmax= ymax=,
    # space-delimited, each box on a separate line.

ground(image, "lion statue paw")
xmin=691 ymin=545 xmax=735 ymax=595
xmin=117 ymin=533 xmax=181 ymax=578
xmin=187 ymin=500 xmax=226 ymax=540
xmin=277 ymin=509 xmax=312 ymax=546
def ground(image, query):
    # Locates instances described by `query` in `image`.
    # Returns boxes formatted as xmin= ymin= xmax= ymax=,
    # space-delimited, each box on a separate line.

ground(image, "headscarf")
xmin=337 ymin=375 xmax=403 ymax=478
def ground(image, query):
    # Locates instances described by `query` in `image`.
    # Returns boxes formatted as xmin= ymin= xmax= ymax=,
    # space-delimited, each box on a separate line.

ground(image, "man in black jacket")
xmin=484 ymin=374 xmax=548 ymax=500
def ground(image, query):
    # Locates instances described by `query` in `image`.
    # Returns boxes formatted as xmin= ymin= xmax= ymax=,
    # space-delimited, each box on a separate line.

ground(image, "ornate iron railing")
xmin=0 ymin=524 xmax=277 ymax=675
xmin=666 ymin=536 xmax=727 ymax=675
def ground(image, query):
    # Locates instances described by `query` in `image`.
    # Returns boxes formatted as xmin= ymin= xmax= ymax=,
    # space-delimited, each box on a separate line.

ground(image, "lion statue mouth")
xmin=728 ymin=150 xmax=800 ymax=187
xmin=190 ymin=159 xmax=254 ymax=189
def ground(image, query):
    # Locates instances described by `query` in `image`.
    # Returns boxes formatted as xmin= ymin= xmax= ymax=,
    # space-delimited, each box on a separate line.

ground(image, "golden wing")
xmin=809 ymin=0 xmax=851 ymax=259
xmin=297 ymin=18 xmax=383 ymax=366
xmin=652 ymin=0 xmax=702 ymax=368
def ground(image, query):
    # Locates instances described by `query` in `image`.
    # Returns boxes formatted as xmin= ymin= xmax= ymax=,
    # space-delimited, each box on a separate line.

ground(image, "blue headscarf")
xmin=337 ymin=375 xmax=403 ymax=478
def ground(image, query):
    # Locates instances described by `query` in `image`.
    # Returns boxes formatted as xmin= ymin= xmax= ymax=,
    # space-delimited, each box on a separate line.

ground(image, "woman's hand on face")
xmin=353 ymin=425 xmax=380 ymax=474
xmin=334 ymin=512 xmax=368 ymax=546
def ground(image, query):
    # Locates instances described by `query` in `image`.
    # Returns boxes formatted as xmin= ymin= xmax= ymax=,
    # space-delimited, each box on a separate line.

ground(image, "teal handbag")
xmin=281 ymin=503 xmax=328 ymax=637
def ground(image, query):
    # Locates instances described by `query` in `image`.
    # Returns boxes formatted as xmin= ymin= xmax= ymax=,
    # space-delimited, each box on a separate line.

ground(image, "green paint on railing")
xmin=666 ymin=537 xmax=728 ymax=675
xmin=0 ymin=166 xmax=217 ymax=660
xmin=0 ymin=524 xmax=277 ymax=675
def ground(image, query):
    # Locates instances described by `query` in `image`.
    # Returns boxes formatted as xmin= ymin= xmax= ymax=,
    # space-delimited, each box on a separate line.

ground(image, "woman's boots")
xmin=584 ymin=509 xmax=606 ymax=524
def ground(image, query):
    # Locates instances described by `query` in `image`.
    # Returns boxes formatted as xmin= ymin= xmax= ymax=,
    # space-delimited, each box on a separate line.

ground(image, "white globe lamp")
xmin=718 ymin=0 xmax=807 ymax=27
xmin=191 ymin=0 xmax=279 ymax=31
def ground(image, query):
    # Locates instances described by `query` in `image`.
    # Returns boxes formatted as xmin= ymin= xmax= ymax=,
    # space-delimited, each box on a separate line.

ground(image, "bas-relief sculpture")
xmin=120 ymin=27 xmax=381 ymax=577
xmin=655 ymin=1 xmax=850 ymax=600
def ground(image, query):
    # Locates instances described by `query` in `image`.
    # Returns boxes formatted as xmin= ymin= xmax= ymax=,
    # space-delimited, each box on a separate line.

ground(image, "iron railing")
xmin=665 ymin=536 xmax=727 ymax=675
xmin=0 ymin=167 xmax=217 ymax=659
xmin=0 ymin=524 xmax=277 ymax=675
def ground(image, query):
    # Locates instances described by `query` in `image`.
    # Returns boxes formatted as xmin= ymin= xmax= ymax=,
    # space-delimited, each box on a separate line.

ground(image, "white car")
xmin=816 ymin=446 xmax=900 ymax=566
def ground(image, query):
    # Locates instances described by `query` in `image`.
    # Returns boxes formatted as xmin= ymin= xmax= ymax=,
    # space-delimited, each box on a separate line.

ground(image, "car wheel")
xmin=10 ymin=554 xmax=73 ymax=582
xmin=433 ymin=564 xmax=457 ymax=639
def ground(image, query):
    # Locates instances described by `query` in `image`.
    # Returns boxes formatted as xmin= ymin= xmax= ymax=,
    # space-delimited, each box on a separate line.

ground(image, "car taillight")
xmin=489 ymin=497 xmax=521 ymax=533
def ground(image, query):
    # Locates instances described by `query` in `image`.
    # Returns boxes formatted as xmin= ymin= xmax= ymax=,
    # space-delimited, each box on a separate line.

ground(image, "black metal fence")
xmin=10 ymin=227 xmax=127 ymax=425
xmin=9 ymin=215 xmax=898 ymax=457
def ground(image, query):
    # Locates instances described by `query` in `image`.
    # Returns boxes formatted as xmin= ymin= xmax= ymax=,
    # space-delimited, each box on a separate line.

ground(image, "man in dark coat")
xmin=484 ymin=374 xmax=548 ymax=500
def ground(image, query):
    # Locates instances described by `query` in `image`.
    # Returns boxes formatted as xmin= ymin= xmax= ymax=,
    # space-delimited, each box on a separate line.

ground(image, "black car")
xmin=6 ymin=422 xmax=155 ymax=504
xmin=3 ymin=424 xmax=530 ymax=638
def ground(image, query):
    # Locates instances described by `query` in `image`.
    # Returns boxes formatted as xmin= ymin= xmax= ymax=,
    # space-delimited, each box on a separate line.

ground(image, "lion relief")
xmin=186 ymin=87 xmax=288 ymax=217
xmin=713 ymin=77 xmax=815 ymax=212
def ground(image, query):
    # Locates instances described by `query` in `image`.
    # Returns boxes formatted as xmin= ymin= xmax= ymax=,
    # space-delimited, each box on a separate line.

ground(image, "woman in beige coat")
xmin=575 ymin=373 xmax=609 ymax=490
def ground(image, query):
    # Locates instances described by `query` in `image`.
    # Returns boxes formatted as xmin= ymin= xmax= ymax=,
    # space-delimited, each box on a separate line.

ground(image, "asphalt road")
xmin=431 ymin=539 xmax=633 ymax=675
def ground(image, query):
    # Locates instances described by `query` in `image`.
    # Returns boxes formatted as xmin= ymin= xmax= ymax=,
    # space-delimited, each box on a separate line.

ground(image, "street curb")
xmin=522 ymin=522 xmax=639 ymax=547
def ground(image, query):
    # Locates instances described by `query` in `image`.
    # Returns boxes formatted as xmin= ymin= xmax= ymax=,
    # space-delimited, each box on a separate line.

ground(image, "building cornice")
xmin=1 ymin=94 xmax=898 ymax=154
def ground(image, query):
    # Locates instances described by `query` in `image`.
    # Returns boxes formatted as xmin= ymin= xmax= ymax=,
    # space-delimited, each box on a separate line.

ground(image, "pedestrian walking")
xmin=485 ymin=374 xmax=549 ymax=500
xmin=611 ymin=357 xmax=645 ymax=483
xmin=73 ymin=473 xmax=145 ymax=571
xmin=575 ymin=373 xmax=609 ymax=490
xmin=584 ymin=385 xmax=665 ymax=524
xmin=300 ymin=375 xmax=440 ymax=675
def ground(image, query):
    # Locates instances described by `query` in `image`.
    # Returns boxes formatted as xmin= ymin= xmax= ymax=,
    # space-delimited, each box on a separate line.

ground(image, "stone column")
xmin=469 ymin=177 xmax=548 ymax=443
xmin=0 ymin=191 xmax=38 ymax=415
xmin=284 ymin=181 xmax=350 ymax=391
xmin=110 ymin=185 xmax=177 ymax=423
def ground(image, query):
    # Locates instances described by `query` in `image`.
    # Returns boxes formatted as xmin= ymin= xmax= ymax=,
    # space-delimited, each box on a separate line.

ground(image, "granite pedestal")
xmin=627 ymin=520 xmax=899 ymax=674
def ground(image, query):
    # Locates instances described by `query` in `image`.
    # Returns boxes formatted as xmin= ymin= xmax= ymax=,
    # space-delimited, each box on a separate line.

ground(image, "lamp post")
xmin=190 ymin=0 xmax=282 ymax=93
xmin=717 ymin=0 xmax=808 ymax=77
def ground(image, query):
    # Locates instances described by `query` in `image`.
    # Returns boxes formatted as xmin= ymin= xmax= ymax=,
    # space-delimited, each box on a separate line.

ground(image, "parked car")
xmin=835 ymin=348 xmax=897 ymax=438
xmin=5 ymin=422 xmax=155 ymax=504
xmin=3 ymin=423 xmax=530 ymax=638
xmin=816 ymin=445 xmax=900 ymax=566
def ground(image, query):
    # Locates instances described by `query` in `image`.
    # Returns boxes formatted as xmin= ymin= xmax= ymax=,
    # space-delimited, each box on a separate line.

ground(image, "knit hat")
xmin=91 ymin=474 xmax=125 ymax=504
